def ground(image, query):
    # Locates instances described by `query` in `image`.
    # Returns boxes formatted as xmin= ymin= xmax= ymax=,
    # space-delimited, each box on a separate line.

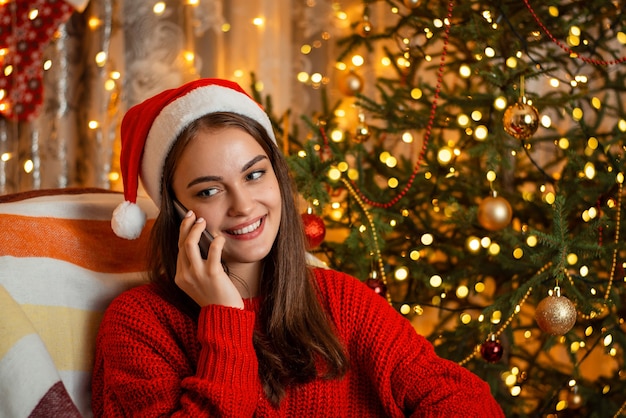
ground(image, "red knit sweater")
xmin=92 ymin=268 xmax=504 ymax=417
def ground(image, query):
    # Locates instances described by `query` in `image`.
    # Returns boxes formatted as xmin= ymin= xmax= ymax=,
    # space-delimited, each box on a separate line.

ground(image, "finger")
xmin=185 ymin=216 xmax=208 ymax=263
xmin=177 ymin=209 xmax=195 ymax=252
xmin=206 ymin=234 xmax=226 ymax=274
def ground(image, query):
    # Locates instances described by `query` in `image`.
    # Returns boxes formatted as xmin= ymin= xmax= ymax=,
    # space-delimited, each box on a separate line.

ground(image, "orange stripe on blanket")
xmin=0 ymin=215 xmax=153 ymax=273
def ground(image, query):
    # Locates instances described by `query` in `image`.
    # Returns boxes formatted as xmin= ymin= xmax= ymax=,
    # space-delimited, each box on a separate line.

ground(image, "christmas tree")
xmin=256 ymin=0 xmax=626 ymax=416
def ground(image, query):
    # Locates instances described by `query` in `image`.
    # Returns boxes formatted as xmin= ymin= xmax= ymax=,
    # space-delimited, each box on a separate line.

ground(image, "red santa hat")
xmin=111 ymin=78 xmax=277 ymax=239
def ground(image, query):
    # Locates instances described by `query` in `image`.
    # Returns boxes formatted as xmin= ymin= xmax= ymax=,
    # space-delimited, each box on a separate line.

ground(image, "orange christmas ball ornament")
xmin=503 ymin=100 xmax=539 ymax=140
xmin=477 ymin=194 xmax=513 ymax=231
xmin=338 ymin=70 xmax=364 ymax=96
xmin=403 ymin=0 xmax=422 ymax=9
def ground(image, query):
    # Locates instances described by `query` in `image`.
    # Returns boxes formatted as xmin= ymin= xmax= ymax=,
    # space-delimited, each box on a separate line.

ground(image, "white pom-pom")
xmin=111 ymin=200 xmax=147 ymax=239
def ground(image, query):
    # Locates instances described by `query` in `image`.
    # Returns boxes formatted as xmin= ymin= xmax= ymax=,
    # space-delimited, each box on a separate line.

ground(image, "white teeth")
xmin=230 ymin=219 xmax=261 ymax=235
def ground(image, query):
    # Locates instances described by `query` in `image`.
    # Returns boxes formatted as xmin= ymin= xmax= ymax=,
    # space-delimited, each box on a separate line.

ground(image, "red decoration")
xmin=0 ymin=0 xmax=77 ymax=121
xmin=480 ymin=338 xmax=503 ymax=363
xmin=302 ymin=212 xmax=326 ymax=249
xmin=366 ymin=276 xmax=387 ymax=298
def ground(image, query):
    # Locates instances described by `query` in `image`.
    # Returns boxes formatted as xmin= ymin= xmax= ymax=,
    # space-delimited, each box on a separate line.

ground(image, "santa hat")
xmin=111 ymin=78 xmax=277 ymax=239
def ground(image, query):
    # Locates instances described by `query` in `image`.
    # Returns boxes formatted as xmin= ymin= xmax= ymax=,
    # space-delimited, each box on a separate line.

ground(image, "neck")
xmin=226 ymin=261 xmax=262 ymax=299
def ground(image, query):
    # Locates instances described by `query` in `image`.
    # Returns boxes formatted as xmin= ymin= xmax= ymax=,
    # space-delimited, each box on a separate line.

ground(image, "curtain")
xmin=0 ymin=0 xmax=360 ymax=194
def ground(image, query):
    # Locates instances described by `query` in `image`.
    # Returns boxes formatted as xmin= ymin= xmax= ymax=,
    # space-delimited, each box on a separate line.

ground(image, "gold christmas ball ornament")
xmin=338 ymin=70 xmax=364 ymax=96
xmin=477 ymin=194 xmax=513 ymax=231
xmin=502 ymin=101 xmax=539 ymax=140
xmin=403 ymin=0 xmax=422 ymax=9
xmin=535 ymin=288 xmax=577 ymax=335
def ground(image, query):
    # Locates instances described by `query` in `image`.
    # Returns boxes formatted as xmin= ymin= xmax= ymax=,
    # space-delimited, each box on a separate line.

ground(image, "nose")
xmin=227 ymin=185 xmax=254 ymax=216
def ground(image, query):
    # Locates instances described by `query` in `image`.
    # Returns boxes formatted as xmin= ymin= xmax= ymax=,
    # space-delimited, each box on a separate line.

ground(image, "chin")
xmin=225 ymin=244 xmax=272 ymax=264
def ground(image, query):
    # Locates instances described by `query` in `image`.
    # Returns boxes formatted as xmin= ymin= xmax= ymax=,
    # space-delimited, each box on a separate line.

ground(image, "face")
xmin=171 ymin=126 xmax=282 ymax=267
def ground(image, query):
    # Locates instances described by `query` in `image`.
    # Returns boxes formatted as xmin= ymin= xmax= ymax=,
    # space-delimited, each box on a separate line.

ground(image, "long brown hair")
xmin=147 ymin=112 xmax=348 ymax=404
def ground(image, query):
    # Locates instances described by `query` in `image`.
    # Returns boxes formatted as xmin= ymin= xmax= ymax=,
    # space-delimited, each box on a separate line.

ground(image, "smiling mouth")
xmin=227 ymin=218 xmax=262 ymax=235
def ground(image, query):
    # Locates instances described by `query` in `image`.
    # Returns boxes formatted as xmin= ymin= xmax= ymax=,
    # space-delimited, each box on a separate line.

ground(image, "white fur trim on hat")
xmin=141 ymin=85 xmax=276 ymax=207
xmin=111 ymin=200 xmax=147 ymax=240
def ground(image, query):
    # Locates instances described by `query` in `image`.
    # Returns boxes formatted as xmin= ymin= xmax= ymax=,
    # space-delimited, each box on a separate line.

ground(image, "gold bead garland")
xmin=340 ymin=178 xmax=390 ymax=305
xmin=569 ymin=179 xmax=622 ymax=320
xmin=458 ymin=262 xmax=551 ymax=366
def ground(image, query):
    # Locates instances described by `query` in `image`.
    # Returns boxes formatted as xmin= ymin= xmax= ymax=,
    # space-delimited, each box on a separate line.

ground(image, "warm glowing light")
xmin=584 ymin=162 xmax=596 ymax=179
xmin=411 ymin=88 xmax=422 ymax=100
xmin=394 ymin=266 xmax=409 ymax=281
xmin=24 ymin=160 xmax=34 ymax=174
xmin=494 ymin=96 xmax=507 ymax=110
xmin=421 ymin=233 xmax=434 ymax=245
xmin=330 ymin=129 xmax=344 ymax=142
xmin=253 ymin=17 xmax=265 ymax=26
xmin=384 ymin=156 xmax=397 ymax=168
xmin=474 ymin=125 xmax=488 ymax=141
xmin=430 ymin=275 xmax=443 ymax=287
xmin=459 ymin=64 xmax=471 ymax=78
xmin=437 ymin=147 xmax=453 ymax=165
xmin=327 ymin=167 xmax=341 ymax=181
xmin=95 ymin=51 xmax=107 ymax=66
xmin=153 ymin=2 xmax=166 ymax=14
xmin=456 ymin=285 xmax=469 ymax=298
xmin=506 ymin=57 xmax=517 ymax=68
xmin=351 ymin=55 xmax=364 ymax=66
xmin=457 ymin=114 xmax=470 ymax=127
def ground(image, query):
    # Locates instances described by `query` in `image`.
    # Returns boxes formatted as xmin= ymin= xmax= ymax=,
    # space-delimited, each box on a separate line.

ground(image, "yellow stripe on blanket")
xmin=0 ymin=286 xmax=37 ymax=359
xmin=20 ymin=304 xmax=104 ymax=372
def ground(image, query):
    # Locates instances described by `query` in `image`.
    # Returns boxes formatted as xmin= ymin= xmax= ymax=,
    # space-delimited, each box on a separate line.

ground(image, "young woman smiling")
xmin=92 ymin=78 xmax=504 ymax=417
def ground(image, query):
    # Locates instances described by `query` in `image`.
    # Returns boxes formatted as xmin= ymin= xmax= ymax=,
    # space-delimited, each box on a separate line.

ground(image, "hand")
xmin=175 ymin=211 xmax=244 ymax=309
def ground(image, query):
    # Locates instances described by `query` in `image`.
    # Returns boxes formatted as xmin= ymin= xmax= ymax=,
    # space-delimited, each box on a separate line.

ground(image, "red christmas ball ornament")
xmin=366 ymin=271 xmax=387 ymax=298
xmin=480 ymin=337 xmax=504 ymax=363
xmin=301 ymin=212 xmax=326 ymax=249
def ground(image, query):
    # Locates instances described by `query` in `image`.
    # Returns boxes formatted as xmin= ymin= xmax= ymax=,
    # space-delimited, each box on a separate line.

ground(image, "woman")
xmin=93 ymin=78 xmax=504 ymax=417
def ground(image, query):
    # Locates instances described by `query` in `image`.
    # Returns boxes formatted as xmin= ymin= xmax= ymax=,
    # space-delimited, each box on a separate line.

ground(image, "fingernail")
xmin=185 ymin=210 xmax=193 ymax=217
xmin=195 ymin=217 xmax=205 ymax=224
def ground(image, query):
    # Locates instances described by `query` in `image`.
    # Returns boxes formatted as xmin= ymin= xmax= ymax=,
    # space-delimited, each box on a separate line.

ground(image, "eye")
xmin=197 ymin=187 xmax=219 ymax=198
xmin=247 ymin=169 xmax=265 ymax=181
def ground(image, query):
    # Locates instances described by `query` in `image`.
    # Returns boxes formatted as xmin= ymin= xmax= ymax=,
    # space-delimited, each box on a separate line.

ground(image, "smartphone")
xmin=173 ymin=200 xmax=213 ymax=259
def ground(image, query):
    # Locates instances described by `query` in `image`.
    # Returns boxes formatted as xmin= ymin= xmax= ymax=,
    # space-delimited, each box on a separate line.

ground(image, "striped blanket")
xmin=0 ymin=188 xmax=157 ymax=418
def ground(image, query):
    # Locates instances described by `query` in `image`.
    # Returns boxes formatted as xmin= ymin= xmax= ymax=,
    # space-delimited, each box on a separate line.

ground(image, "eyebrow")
xmin=186 ymin=154 xmax=269 ymax=189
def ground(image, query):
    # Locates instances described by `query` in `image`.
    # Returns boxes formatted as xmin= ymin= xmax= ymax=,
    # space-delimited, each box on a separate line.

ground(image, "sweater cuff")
xmin=196 ymin=305 xmax=258 ymax=385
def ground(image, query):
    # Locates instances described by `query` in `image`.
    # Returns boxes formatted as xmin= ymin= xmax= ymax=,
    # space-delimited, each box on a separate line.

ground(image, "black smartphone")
xmin=173 ymin=200 xmax=214 ymax=259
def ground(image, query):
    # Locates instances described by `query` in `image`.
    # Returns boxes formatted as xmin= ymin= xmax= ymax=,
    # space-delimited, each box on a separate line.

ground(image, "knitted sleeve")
xmin=92 ymin=287 xmax=260 ymax=417
xmin=315 ymin=269 xmax=505 ymax=417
